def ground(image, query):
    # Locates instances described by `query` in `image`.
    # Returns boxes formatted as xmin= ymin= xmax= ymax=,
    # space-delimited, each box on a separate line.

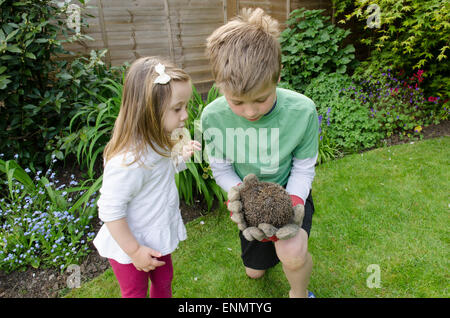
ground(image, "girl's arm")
xmin=106 ymin=218 xmax=165 ymax=271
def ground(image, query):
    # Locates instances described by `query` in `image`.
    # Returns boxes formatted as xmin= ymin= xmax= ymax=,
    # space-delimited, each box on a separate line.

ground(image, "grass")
xmin=65 ymin=136 xmax=449 ymax=298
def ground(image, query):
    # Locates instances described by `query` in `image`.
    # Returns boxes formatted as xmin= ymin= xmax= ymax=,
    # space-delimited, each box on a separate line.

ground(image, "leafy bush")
xmin=0 ymin=156 xmax=102 ymax=273
xmin=47 ymin=51 xmax=126 ymax=167
xmin=351 ymin=68 xmax=444 ymax=139
xmin=335 ymin=0 xmax=450 ymax=102
xmin=305 ymin=73 xmax=383 ymax=153
xmin=0 ymin=0 xmax=82 ymax=166
xmin=58 ymin=74 xmax=125 ymax=179
xmin=0 ymin=0 xmax=123 ymax=169
xmin=280 ymin=8 xmax=356 ymax=91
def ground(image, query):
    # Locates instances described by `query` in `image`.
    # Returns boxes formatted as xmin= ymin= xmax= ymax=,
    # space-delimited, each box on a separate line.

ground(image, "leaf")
xmin=336 ymin=65 xmax=346 ymax=74
xmin=5 ymin=29 xmax=20 ymax=42
xmin=320 ymin=32 xmax=330 ymax=42
xmin=25 ymin=52 xmax=36 ymax=59
xmin=69 ymin=176 xmax=103 ymax=214
xmin=56 ymin=71 xmax=73 ymax=80
xmin=343 ymin=45 xmax=355 ymax=54
xmin=6 ymin=45 xmax=22 ymax=53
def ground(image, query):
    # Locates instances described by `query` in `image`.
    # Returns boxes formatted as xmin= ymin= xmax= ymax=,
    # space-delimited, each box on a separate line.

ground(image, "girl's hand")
xmin=182 ymin=140 xmax=202 ymax=161
xmin=129 ymin=245 xmax=166 ymax=272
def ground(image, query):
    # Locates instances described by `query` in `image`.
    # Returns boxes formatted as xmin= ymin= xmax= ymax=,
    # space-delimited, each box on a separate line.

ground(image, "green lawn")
xmin=65 ymin=137 xmax=449 ymax=298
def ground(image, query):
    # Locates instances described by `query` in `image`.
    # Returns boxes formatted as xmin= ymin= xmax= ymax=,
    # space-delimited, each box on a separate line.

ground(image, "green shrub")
xmin=0 ymin=0 xmax=123 ymax=169
xmin=0 ymin=157 xmax=102 ymax=273
xmin=351 ymin=68 xmax=443 ymax=139
xmin=58 ymin=73 xmax=125 ymax=179
xmin=305 ymin=73 xmax=383 ymax=153
xmin=280 ymin=8 xmax=356 ymax=92
xmin=47 ymin=51 xmax=126 ymax=168
xmin=0 ymin=0 xmax=83 ymax=167
xmin=334 ymin=0 xmax=450 ymax=101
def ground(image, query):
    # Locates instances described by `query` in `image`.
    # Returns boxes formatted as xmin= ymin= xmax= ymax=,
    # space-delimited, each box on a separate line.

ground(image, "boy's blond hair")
xmin=205 ymin=7 xmax=281 ymax=96
xmin=103 ymin=56 xmax=191 ymax=166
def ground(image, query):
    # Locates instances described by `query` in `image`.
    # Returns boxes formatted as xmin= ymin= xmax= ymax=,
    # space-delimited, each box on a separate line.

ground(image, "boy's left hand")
xmin=182 ymin=140 xmax=201 ymax=161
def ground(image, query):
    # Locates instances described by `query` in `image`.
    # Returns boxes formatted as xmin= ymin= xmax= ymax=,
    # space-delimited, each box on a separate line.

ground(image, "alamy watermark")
xmin=366 ymin=4 xmax=381 ymax=29
xmin=366 ymin=264 xmax=381 ymax=288
xmin=53 ymin=0 xmax=82 ymax=35
xmin=66 ymin=264 xmax=81 ymax=289
xmin=171 ymin=121 xmax=281 ymax=175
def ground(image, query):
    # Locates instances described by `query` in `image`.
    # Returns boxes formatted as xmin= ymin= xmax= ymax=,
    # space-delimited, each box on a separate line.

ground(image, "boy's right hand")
xmin=129 ymin=245 xmax=166 ymax=272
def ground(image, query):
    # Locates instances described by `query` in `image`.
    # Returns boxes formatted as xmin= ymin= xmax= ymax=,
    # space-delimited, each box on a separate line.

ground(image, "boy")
xmin=201 ymin=8 xmax=319 ymax=298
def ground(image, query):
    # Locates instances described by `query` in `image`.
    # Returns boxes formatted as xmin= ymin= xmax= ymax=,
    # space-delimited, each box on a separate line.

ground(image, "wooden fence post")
xmin=163 ymin=0 xmax=175 ymax=63
xmin=286 ymin=0 xmax=290 ymax=19
xmin=96 ymin=0 xmax=111 ymax=65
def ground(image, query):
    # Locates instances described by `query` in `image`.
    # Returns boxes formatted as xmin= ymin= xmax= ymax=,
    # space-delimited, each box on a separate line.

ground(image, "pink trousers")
xmin=109 ymin=254 xmax=173 ymax=298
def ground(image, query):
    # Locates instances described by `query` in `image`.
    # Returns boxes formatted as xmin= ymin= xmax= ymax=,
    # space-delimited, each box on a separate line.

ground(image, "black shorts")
xmin=239 ymin=190 xmax=315 ymax=270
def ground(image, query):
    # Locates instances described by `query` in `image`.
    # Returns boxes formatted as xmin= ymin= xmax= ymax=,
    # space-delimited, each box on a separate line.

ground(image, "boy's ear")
xmin=278 ymin=65 xmax=282 ymax=83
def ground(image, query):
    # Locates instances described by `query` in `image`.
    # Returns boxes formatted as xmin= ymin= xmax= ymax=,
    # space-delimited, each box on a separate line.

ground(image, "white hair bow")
xmin=154 ymin=63 xmax=171 ymax=84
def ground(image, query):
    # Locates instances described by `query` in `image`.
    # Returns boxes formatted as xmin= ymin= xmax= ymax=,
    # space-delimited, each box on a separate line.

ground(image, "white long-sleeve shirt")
xmin=93 ymin=146 xmax=187 ymax=264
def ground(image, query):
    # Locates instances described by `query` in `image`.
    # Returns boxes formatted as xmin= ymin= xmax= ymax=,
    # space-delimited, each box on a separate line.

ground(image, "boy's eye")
xmin=256 ymin=96 xmax=269 ymax=103
xmin=232 ymin=101 xmax=243 ymax=105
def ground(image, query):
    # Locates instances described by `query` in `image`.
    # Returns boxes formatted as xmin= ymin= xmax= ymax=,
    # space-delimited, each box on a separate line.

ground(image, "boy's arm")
xmin=209 ymin=157 xmax=242 ymax=193
xmin=285 ymin=153 xmax=318 ymax=204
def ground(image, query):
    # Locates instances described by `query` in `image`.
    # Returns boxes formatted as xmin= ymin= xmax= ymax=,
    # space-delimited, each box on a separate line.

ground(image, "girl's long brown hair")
xmin=103 ymin=56 xmax=190 ymax=166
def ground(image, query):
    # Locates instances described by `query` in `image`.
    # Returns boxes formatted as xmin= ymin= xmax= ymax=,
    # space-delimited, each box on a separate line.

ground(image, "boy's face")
xmin=223 ymin=83 xmax=277 ymax=122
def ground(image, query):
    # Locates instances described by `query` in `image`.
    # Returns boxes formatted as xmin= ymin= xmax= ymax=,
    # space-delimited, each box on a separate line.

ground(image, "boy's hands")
xmin=129 ymin=245 xmax=166 ymax=272
xmin=182 ymin=140 xmax=202 ymax=161
xmin=226 ymin=175 xmax=305 ymax=242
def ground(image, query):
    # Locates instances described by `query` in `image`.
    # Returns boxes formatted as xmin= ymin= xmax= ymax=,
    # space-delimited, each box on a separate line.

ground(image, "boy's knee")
xmin=281 ymin=251 xmax=312 ymax=271
xmin=245 ymin=267 xmax=266 ymax=279
xmin=275 ymin=229 xmax=310 ymax=270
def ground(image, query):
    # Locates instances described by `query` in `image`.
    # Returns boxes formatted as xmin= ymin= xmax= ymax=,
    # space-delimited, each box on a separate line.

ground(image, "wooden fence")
xmin=65 ymin=0 xmax=332 ymax=93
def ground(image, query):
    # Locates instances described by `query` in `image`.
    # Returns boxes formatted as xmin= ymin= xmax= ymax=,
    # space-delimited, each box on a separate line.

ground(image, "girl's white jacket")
xmin=93 ymin=146 xmax=187 ymax=264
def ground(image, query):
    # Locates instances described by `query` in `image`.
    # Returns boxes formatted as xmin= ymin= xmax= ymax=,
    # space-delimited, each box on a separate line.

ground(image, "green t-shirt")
xmin=200 ymin=87 xmax=319 ymax=186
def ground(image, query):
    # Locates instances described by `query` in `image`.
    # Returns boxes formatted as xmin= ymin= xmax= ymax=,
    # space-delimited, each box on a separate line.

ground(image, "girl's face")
xmin=223 ymin=83 xmax=277 ymax=122
xmin=163 ymin=81 xmax=192 ymax=134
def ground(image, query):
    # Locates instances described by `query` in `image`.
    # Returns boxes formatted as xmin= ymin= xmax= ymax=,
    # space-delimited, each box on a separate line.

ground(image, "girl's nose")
xmin=180 ymin=109 xmax=188 ymax=121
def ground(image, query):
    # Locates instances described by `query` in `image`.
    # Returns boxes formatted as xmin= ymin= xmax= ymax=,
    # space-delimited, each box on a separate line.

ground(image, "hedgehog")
xmin=227 ymin=174 xmax=305 ymax=242
xmin=239 ymin=175 xmax=293 ymax=228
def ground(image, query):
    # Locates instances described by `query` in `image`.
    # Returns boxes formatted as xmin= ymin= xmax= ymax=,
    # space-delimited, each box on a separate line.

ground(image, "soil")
xmin=0 ymin=120 xmax=448 ymax=298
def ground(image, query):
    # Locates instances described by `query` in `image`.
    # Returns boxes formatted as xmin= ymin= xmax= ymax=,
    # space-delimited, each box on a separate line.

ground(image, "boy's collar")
xmin=264 ymin=99 xmax=277 ymax=117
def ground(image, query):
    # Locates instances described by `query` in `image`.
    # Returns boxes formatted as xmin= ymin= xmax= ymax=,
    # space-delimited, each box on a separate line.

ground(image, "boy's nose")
xmin=245 ymin=107 xmax=259 ymax=119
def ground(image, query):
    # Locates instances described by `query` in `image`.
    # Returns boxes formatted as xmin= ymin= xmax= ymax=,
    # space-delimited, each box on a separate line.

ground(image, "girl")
xmin=93 ymin=56 xmax=201 ymax=298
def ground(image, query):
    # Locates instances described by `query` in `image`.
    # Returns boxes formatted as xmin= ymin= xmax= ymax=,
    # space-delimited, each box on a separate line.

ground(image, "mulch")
xmin=0 ymin=120 xmax=448 ymax=298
